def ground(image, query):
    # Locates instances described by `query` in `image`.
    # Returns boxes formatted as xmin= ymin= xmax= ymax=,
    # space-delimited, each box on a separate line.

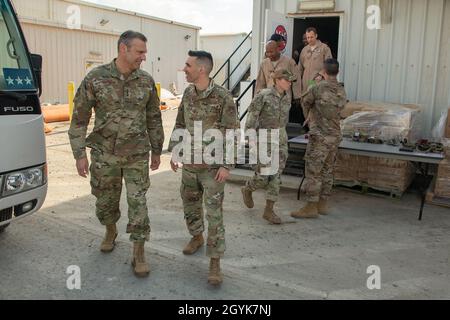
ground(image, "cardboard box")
xmin=435 ymin=178 xmax=450 ymax=198
xmin=442 ymin=138 xmax=450 ymax=159
xmin=434 ymin=159 xmax=450 ymax=198
xmin=437 ymin=159 xmax=450 ymax=180
xmin=333 ymin=153 xmax=415 ymax=192
xmin=367 ymin=157 xmax=415 ymax=191
xmin=334 ymin=154 xmax=368 ymax=183
xmin=445 ymin=108 xmax=450 ymax=138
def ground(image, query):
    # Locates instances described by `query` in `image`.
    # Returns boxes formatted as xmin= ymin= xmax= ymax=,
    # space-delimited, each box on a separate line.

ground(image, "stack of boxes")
xmin=367 ymin=157 xmax=415 ymax=192
xmin=334 ymin=154 xmax=415 ymax=194
xmin=334 ymin=154 xmax=368 ymax=184
xmin=433 ymin=138 xmax=450 ymax=198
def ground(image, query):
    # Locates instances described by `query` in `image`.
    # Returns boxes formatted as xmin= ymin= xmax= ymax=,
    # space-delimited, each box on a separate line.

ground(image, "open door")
xmin=293 ymin=16 xmax=340 ymax=62
xmin=264 ymin=9 xmax=294 ymax=58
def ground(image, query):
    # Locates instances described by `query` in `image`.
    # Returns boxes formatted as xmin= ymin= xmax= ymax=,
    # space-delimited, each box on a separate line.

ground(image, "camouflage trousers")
xmin=90 ymin=149 xmax=150 ymax=242
xmin=304 ymin=134 xmax=341 ymax=202
xmin=245 ymin=144 xmax=288 ymax=202
xmin=181 ymin=166 xmax=225 ymax=258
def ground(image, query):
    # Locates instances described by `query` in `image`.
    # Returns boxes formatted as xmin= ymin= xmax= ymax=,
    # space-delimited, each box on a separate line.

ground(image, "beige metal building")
xmin=251 ymin=0 xmax=450 ymax=135
xmin=11 ymin=0 xmax=200 ymax=104
xmin=200 ymin=33 xmax=251 ymax=89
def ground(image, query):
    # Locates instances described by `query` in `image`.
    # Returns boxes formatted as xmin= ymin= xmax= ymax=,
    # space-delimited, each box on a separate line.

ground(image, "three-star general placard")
xmin=3 ymin=68 xmax=34 ymax=89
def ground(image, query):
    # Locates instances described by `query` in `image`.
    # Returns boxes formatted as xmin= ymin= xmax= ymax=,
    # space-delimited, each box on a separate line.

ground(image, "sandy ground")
xmin=1 ymin=109 xmax=450 ymax=300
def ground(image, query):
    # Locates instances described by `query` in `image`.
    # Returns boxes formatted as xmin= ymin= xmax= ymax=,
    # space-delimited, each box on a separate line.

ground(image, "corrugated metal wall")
xmin=12 ymin=0 xmax=50 ymax=20
xmin=12 ymin=0 xmax=199 ymax=104
xmin=336 ymin=0 xmax=450 ymax=134
xmin=256 ymin=0 xmax=450 ymax=134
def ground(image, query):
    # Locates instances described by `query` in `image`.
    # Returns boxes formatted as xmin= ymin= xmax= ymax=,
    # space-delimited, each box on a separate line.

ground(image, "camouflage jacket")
xmin=301 ymin=79 xmax=347 ymax=137
xmin=168 ymin=79 xmax=239 ymax=169
xmin=68 ymin=60 xmax=164 ymax=159
xmin=245 ymin=87 xmax=291 ymax=144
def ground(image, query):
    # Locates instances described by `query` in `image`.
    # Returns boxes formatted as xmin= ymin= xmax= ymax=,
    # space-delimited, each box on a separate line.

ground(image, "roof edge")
xmin=61 ymin=0 xmax=202 ymax=30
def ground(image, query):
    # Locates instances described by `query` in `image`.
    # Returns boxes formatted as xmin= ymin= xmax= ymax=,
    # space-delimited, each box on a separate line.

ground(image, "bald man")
xmin=256 ymin=41 xmax=302 ymax=102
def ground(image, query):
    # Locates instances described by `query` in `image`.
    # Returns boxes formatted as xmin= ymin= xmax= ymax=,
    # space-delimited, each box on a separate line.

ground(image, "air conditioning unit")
xmin=299 ymin=0 xmax=335 ymax=11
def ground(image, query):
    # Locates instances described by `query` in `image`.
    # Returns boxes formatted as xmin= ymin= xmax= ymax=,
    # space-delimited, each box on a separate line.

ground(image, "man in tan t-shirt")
xmin=256 ymin=40 xmax=302 ymax=101
xmin=298 ymin=27 xmax=333 ymax=94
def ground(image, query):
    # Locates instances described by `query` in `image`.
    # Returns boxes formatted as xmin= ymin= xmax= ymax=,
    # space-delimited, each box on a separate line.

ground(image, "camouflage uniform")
xmin=244 ymin=87 xmax=291 ymax=202
xmin=68 ymin=59 xmax=164 ymax=242
xmin=168 ymin=79 xmax=238 ymax=258
xmin=301 ymin=79 xmax=347 ymax=202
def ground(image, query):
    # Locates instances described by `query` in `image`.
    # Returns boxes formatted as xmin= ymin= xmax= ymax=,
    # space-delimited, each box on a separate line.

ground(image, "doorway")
xmin=288 ymin=16 xmax=341 ymax=128
xmin=292 ymin=16 xmax=340 ymax=63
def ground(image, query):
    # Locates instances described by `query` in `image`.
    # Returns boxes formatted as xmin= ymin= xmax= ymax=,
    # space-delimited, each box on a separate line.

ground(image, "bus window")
xmin=0 ymin=1 xmax=36 ymax=91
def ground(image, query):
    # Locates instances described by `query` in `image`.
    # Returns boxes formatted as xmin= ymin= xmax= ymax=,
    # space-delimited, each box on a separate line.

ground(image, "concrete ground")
xmin=1 ymin=108 xmax=449 ymax=300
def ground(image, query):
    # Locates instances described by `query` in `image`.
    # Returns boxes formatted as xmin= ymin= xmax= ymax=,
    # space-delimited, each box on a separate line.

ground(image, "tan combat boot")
xmin=182 ymin=234 xmax=204 ymax=255
xmin=208 ymin=258 xmax=223 ymax=285
xmin=318 ymin=198 xmax=329 ymax=215
xmin=290 ymin=202 xmax=319 ymax=219
xmin=262 ymin=200 xmax=282 ymax=225
xmin=100 ymin=224 xmax=118 ymax=253
xmin=132 ymin=242 xmax=150 ymax=277
xmin=241 ymin=186 xmax=254 ymax=209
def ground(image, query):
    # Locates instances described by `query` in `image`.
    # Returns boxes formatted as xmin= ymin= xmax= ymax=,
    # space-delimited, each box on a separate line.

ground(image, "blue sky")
xmin=84 ymin=0 xmax=253 ymax=34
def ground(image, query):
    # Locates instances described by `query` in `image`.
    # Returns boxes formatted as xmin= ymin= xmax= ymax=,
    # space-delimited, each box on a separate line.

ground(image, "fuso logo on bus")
xmin=3 ymin=106 xmax=34 ymax=112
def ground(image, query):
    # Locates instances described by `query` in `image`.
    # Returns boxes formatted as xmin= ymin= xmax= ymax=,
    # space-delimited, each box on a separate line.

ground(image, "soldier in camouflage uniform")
xmin=68 ymin=31 xmax=164 ymax=277
xmin=241 ymin=69 xmax=297 ymax=225
xmin=168 ymin=50 xmax=238 ymax=286
xmin=291 ymin=59 xmax=347 ymax=219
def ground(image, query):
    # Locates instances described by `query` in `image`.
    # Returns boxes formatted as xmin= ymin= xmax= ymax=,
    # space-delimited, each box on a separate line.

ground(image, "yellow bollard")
xmin=155 ymin=82 xmax=161 ymax=99
xmin=68 ymin=81 xmax=75 ymax=121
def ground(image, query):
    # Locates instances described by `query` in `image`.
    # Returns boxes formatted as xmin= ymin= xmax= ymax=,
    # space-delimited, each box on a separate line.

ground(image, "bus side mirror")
xmin=30 ymin=53 xmax=42 ymax=97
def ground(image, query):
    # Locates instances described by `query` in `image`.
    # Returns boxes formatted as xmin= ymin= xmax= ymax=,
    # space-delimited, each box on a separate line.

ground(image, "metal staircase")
xmin=212 ymin=31 xmax=252 ymax=97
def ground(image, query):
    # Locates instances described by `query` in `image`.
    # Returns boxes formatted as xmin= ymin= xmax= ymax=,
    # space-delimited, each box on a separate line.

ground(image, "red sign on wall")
xmin=274 ymin=25 xmax=287 ymax=51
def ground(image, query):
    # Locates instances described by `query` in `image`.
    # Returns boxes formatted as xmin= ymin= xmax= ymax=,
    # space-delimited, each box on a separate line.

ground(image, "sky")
xmin=84 ymin=0 xmax=253 ymax=34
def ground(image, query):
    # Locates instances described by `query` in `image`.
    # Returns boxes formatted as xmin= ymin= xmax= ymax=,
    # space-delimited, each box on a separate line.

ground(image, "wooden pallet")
xmin=334 ymin=180 xmax=404 ymax=199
